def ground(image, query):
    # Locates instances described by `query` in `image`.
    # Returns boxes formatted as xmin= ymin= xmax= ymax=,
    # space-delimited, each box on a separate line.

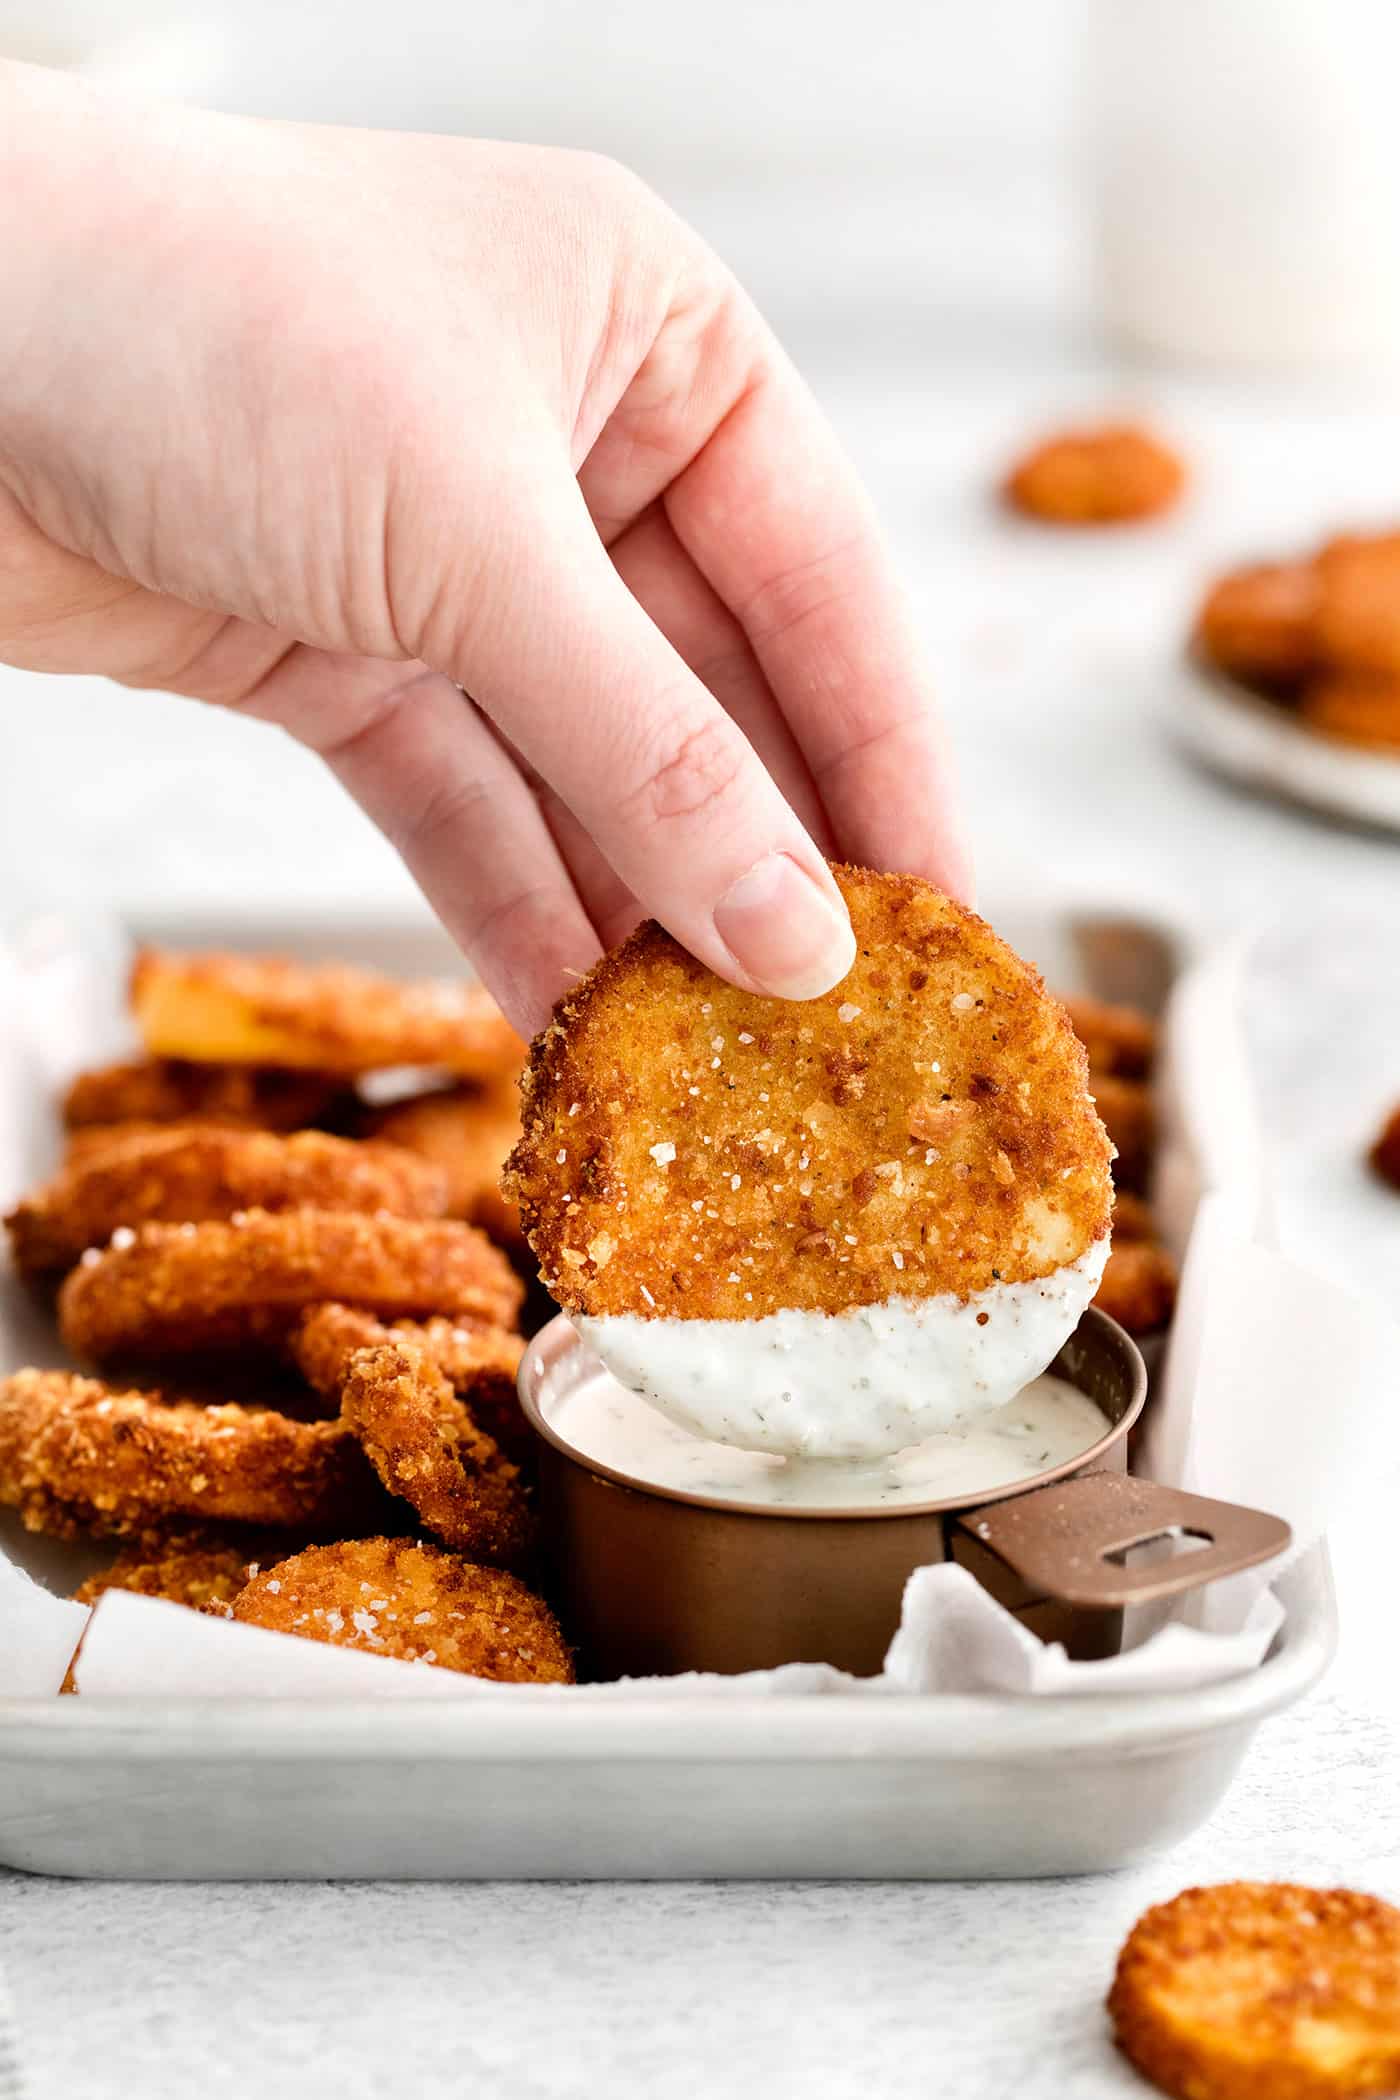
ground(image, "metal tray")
xmin=0 ymin=904 xmax=1337 ymax=1880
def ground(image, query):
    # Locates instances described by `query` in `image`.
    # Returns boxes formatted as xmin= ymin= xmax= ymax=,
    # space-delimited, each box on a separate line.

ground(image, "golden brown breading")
xmin=336 ymin=1339 xmax=534 ymax=1565
xmin=1301 ymin=672 xmax=1400 ymax=753
xmin=1315 ymin=531 xmax=1400 ymax=676
xmin=57 ymin=1209 xmax=523 ymax=1364
xmin=232 ymin=1537 xmax=573 ymax=1682
xmin=1091 ymin=1074 xmax=1157 ymax=1193
xmin=1109 ymin=1881 xmax=1400 ymax=2100
xmin=62 ymin=1057 xmax=353 ymax=1133
xmin=363 ymin=1082 xmax=526 ymax=1250
xmin=1110 ymin=1190 xmax=1156 ymax=1243
xmin=1193 ymin=562 xmax=1319 ymax=694
xmin=507 ymin=866 xmax=1113 ymax=1320
xmin=0 ymin=1369 xmax=386 ymax=1540
xmin=1093 ymin=1241 xmax=1178 ymax=1334
xmin=6 ymin=1127 xmax=449 ymax=1280
xmin=1063 ymin=995 xmax=1158 ymax=1081
xmin=292 ymin=1302 xmax=530 ymax=1463
xmin=1003 ymin=423 xmax=1186 ymax=526
xmin=1370 ymin=1105 xmax=1400 ymax=1190
xmin=73 ymin=1531 xmax=280 ymax=1612
xmin=130 ymin=949 xmax=523 ymax=1078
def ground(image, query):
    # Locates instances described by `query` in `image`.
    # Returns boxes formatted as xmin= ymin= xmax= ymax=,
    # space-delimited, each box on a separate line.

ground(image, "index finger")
xmin=662 ymin=343 xmax=973 ymax=903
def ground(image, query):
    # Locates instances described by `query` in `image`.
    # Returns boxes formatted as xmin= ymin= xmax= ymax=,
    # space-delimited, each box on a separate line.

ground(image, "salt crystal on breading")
xmin=649 ymin=1142 xmax=676 ymax=1167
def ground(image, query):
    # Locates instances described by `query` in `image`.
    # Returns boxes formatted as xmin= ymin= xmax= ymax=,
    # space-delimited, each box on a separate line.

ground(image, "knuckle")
xmin=390 ymin=771 xmax=493 ymax=864
xmin=738 ymin=537 xmax=865 ymax=649
xmin=623 ymin=712 xmax=747 ymax=830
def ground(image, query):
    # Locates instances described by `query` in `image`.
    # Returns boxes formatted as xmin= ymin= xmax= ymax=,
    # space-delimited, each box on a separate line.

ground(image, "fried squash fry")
xmin=131 ymin=950 xmax=523 ymax=1077
xmin=6 ymin=1127 xmax=448 ymax=1280
xmin=1110 ymin=1881 xmax=1400 ymax=2100
xmin=507 ymin=865 xmax=1112 ymax=1320
xmin=0 ymin=1369 xmax=386 ymax=1540
xmin=232 ymin=1537 xmax=572 ymax=1682
xmin=1004 ymin=423 xmax=1186 ymax=526
xmin=57 ymin=1209 xmax=523 ymax=1364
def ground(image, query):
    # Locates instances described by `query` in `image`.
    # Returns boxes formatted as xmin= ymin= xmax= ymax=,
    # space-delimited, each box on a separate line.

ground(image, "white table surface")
xmin=2 ymin=306 xmax=1400 ymax=2097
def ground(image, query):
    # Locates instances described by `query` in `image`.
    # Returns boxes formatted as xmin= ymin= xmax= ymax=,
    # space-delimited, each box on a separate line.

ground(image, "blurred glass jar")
xmin=1082 ymin=0 xmax=1400 ymax=372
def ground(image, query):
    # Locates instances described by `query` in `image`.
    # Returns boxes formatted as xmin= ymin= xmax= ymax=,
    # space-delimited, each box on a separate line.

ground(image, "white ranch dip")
xmin=576 ymin=1239 xmax=1106 ymax=1460
xmin=546 ymin=1362 xmax=1108 ymax=1511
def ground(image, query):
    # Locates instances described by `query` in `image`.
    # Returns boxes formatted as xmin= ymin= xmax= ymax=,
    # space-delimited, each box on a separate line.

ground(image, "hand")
xmin=0 ymin=61 xmax=970 ymax=1037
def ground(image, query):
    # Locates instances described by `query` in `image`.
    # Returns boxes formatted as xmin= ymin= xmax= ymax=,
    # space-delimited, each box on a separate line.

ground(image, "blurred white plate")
xmin=1177 ymin=659 xmax=1400 ymax=836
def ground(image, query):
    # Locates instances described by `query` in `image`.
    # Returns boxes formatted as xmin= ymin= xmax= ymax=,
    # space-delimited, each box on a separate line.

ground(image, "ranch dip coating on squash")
xmin=507 ymin=866 xmax=1113 ymax=1461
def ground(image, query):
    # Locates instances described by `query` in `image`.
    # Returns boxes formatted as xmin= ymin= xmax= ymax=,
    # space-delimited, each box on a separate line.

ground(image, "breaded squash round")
xmin=1091 ymin=1074 xmax=1157 ymax=1193
xmin=1193 ymin=562 xmax=1319 ymax=694
xmin=336 ymin=1338 xmax=535 ymax=1566
xmin=5 ymin=1127 xmax=449 ymax=1280
xmin=0 ymin=1369 xmax=385 ymax=1540
xmin=1063 ymin=995 xmax=1158 ymax=1081
xmin=57 ymin=1209 xmax=523 ymax=1364
xmin=1110 ymin=1190 xmax=1156 ymax=1243
xmin=73 ymin=1532 xmax=276 ymax=1612
xmin=364 ymin=1081 xmax=526 ymax=1251
xmin=292 ymin=1302 xmax=530 ymax=1463
xmin=1093 ymin=1241 xmax=1178 ymax=1335
xmin=1302 ymin=672 xmax=1400 ymax=754
xmin=1109 ymin=1881 xmax=1400 ymax=2100
xmin=1003 ymin=422 xmax=1186 ymax=526
xmin=62 ymin=1056 xmax=354 ymax=1133
xmin=507 ymin=867 xmax=1112 ymax=1322
xmin=131 ymin=949 xmax=523 ymax=1078
xmin=1315 ymin=531 xmax=1400 ymax=676
xmin=1370 ymin=1105 xmax=1400 ymax=1191
xmin=231 ymin=1538 xmax=573 ymax=1682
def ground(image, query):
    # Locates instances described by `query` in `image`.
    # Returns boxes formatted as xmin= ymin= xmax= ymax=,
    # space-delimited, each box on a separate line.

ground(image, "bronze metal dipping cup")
xmin=519 ymin=1308 xmax=1291 ymax=1681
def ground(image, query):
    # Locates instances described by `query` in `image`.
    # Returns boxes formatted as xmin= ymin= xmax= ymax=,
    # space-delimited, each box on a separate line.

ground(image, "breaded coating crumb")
xmin=293 ymin=1302 xmax=530 ymax=1463
xmin=1109 ymin=1881 xmax=1400 ymax=2100
xmin=131 ymin=950 xmax=523 ymax=1078
xmin=1315 ymin=532 xmax=1400 ymax=676
xmin=1004 ymin=423 xmax=1186 ymax=526
xmin=1301 ymin=673 xmax=1400 ymax=754
xmin=57 ymin=1208 xmax=522 ymax=1364
xmin=62 ymin=1057 xmax=353 ymax=1133
xmin=1063 ymin=995 xmax=1158 ymax=1080
xmin=6 ymin=1127 xmax=449 ymax=1280
xmin=1091 ymin=1075 xmax=1157 ymax=1193
xmin=337 ymin=1339 xmax=534 ymax=1566
xmin=363 ymin=1081 xmax=526 ymax=1250
xmin=1094 ymin=1241 xmax=1178 ymax=1335
xmin=1194 ymin=562 xmax=1319 ymax=694
xmin=0 ymin=1369 xmax=385 ymax=1539
xmin=506 ymin=866 xmax=1112 ymax=1320
xmin=232 ymin=1538 xmax=572 ymax=1682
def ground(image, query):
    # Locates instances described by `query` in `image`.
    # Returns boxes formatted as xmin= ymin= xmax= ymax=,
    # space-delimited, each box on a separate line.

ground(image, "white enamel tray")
xmin=0 ymin=906 xmax=1336 ymax=1881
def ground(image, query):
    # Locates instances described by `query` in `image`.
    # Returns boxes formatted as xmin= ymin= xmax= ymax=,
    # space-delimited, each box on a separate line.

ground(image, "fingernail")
xmin=714 ymin=853 xmax=856 ymax=999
